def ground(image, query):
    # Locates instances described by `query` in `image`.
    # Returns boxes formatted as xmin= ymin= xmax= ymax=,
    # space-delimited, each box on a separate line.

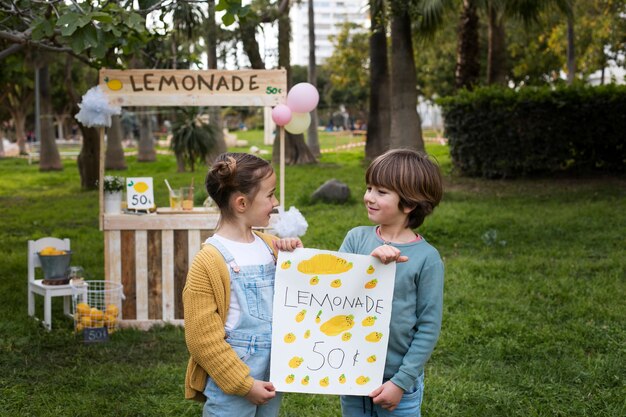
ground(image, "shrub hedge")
xmin=438 ymin=85 xmax=626 ymax=178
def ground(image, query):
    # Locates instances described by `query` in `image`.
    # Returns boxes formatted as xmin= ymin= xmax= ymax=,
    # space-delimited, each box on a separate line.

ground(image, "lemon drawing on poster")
xmin=128 ymin=180 xmax=149 ymax=193
xmin=365 ymin=331 xmax=383 ymax=342
xmin=297 ymin=253 xmax=353 ymax=275
xmin=281 ymin=260 xmax=292 ymax=269
xmin=315 ymin=310 xmax=323 ymax=324
xmin=365 ymin=279 xmax=378 ymax=289
xmin=104 ymin=76 xmax=123 ymax=91
xmin=338 ymin=374 xmax=346 ymax=384
xmin=301 ymin=375 xmax=310 ymax=385
xmin=341 ymin=332 xmax=352 ymax=341
xmin=304 ymin=329 xmax=311 ymax=339
xmin=284 ymin=332 xmax=296 ymax=343
xmin=309 ymin=276 xmax=319 ymax=285
xmin=356 ymin=376 xmax=371 ymax=385
xmin=330 ymin=279 xmax=342 ymax=288
xmin=367 ymin=355 xmax=377 ymax=363
xmin=295 ymin=309 xmax=307 ymax=323
xmin=366 ymin=265 xmax=375 ymax=274
xmin=289 ymin=357 xmax=304 ymax=368
xmin=319 ymin=377 xmax=330 ymax=387
xmin=362 ymin=316 xmax=377 ymax=326
xmin=320 ymin=314 xmax=354 ymax=336
xmin=285 ymin=374 xmax=295 ymax=384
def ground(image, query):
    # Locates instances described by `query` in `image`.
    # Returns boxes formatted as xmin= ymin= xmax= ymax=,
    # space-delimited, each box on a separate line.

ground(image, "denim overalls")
xmin=202 ymin=237 xmax=282 ymax=417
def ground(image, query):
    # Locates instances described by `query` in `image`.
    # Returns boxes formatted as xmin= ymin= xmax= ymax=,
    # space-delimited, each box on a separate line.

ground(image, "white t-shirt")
xmin=211 ymin=233 xmax=274 ymax=330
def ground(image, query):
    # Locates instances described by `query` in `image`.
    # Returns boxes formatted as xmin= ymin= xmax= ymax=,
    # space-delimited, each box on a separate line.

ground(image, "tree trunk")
xmin=12 ymin=111 xmax=28 ymax=155
xmin=137 ymin=109 xmax=156 ymax=161
xmin=105 ymin=115 xmax=127 ymax=170
xmin=176 ymin=153 xmax=186 ymax=173
xmin=37 ymin=64 xmax=63 ymax=171
xmin=566 ymin=15 xmax=576 ymax=85
xmin=307 ymin=0 xmax=320 ymax=157
xmin=63 ymin=55 xmax=100 ymax=189
xmin=389 ymin=4 xmax=424 ymax=151
xmin=455 ymin=0 xmax=480 ymax=90
xmin=77 ymin=126 xmax=100 ymax=189
xmin=205 ymin=0 xmax=227 ymax=164
xmin=366 ymin=0 xmax=390 ymax=160
xmin=487 ymin=5 xmax=507 ymax=85
xmin=239 ymin=18 xmax=266 ymax=69
xmin=272 ymin=0 xmax=316 ymax=165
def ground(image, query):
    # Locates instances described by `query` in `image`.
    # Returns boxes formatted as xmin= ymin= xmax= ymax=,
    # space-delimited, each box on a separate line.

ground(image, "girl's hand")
xmin=370 ymin=245 xmax=408 ymax=264
xmin=244 ymin=379 xmax=276 ymax=405
xmin=370 ymin=380 xmax=404 ymax=411
xmin=274 ymin=237 xmax=303 ymax=252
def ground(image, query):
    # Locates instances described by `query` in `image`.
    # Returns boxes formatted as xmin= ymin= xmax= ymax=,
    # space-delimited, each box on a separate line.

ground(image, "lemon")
xmin=80 ymin=315 xmax=92 ymax=328
xmin=90 ymin=307 xmax=104 ymax=322
xmin=295 ymin=309 xmax=306 ymax=323
xmin=365 ymin=331 xmax=383 ymax=342
xmin=105 ymin=78 xmax=123 ymax=91
xmin=288 ymin=357 xmax=304 ymax=368
xmin=356 ymin=376 xmax=370 ymax=385
xmin=76 ymin=302 xmax=91 ymax=316
xmin=105 ymin=304 xmax=119 ymax=318
xmin=133 ymin=181 xmax=149 ymax=193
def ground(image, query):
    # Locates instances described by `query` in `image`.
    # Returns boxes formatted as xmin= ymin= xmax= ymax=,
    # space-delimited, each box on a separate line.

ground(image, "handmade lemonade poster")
xmin=126 ymin=177 xmax=154 ymax=210
xmin=271 ymin=248 xmax=396 ymax=395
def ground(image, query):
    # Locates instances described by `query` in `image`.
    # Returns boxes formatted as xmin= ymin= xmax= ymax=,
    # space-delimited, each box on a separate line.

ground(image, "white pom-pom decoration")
xmin=75 ymin=86 xmax=121 ymax=128
xmin=271 ymin=206 xmax=308 ymax=238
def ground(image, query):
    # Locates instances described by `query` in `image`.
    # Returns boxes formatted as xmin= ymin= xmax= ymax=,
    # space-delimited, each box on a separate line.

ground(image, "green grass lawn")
xmin=0 ymin=138 xmax=624 ymax=416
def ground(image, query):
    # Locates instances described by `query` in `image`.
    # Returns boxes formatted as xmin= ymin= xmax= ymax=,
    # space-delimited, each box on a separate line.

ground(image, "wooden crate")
xmin=103 ymin=212 xmax=219 ymax=329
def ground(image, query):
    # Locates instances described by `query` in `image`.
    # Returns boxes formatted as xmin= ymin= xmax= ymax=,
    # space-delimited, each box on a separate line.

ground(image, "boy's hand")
xmin=274 ymin=237 xmax=303 ymax=252
xmin=370 ymin=245 xmax=408 ymax=264
xmin=244 ymin=379 xmax=276 ymax=405
xmin=370 ymin=380 xmax=404 ymax=411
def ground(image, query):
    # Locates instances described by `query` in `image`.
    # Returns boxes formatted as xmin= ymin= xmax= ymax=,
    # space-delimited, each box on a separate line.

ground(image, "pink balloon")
xmin=287 ymin=83 xmax=319 ymax=113
xmin=271 ymin=104 xmax=292 ymax=126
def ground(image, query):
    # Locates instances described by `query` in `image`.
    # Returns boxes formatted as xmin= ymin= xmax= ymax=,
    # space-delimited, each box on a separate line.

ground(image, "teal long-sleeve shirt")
xmin=339 ymin=226 xmax=444 ymax=391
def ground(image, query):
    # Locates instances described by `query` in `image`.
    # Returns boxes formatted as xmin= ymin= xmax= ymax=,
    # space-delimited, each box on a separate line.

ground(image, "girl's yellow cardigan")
xmin=183 ymin=231 xmax=277 ymax=401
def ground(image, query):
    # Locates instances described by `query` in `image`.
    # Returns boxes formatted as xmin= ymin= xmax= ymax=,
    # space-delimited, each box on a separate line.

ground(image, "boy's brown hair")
xmin=365 ymin=149 xmax=443 ymax=229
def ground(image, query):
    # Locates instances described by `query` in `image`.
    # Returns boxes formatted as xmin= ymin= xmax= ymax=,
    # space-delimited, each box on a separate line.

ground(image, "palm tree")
xmin=389 ymin=1 xmax=424 ymax=151
xmin=455 ymin=0 xmax=480 ymax=90
xmin=307 ymin=0 xmax=320 ymax=157
xmin=272 ymin=0 xmax=316 ymax=165
xmin=365 ymin=0 xmax=390 ymax=160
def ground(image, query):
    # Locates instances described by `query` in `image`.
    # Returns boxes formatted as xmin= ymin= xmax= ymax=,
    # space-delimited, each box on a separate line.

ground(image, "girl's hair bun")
xmin=213 ymin=156 xmax=238 ymax=188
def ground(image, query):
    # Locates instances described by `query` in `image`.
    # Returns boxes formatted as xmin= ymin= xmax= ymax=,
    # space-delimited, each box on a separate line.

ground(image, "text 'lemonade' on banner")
xmin=271 ymin=248 xmax=396 ymax=395
xmin=99 ymin=69 xmax=287 ymax=107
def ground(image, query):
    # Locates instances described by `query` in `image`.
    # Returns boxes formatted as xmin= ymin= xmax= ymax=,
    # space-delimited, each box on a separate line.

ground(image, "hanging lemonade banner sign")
xmin=270 ymin=248 xmax=396 ymax=395
xmin=126 ymin=177 xmax=154 ymax=210
xmin=99 ymin=69 xmax=287 ymax=107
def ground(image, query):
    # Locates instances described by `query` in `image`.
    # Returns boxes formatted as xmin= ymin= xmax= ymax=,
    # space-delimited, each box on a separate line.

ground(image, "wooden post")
xmin=99 ymin=127 xmax=105 ymax=231
xmin=280 ymin=126 xmax=285 ymax=209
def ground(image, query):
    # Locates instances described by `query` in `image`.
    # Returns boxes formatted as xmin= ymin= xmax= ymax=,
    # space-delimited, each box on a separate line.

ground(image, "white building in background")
xmin=290 ymin=0 xmax=370 ymax=67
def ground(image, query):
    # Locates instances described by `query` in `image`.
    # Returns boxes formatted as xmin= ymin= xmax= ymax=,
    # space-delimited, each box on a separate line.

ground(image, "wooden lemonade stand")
xmin=98 ymin=69 xmax=287 ymax=328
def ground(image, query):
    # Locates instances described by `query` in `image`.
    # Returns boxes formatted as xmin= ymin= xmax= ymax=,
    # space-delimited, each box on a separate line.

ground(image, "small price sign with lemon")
xmin=270 ymin=249 xmax=396 ymax=395
xmin=126 ymin=177 xmax=154 ymax=210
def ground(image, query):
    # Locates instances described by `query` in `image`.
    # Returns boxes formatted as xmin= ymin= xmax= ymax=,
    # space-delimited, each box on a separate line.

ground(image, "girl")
xmin=183 ymin=153 xmax=301 ymax=417
xmin=339 ymin=149 xmax=444 ymax=417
